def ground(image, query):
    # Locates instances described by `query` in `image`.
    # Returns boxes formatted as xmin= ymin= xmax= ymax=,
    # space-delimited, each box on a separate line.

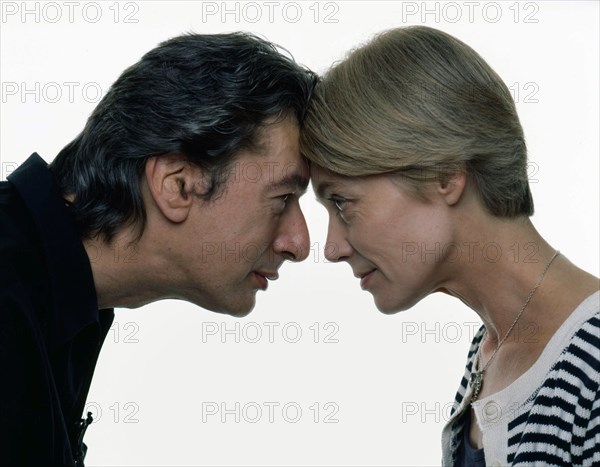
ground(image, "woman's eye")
xmin=334 ymin=199 xmax=346 ymax=211
xmin=329 ymin=197 xmax=349 ymax=222
xmin=330 ymin=196 xmax=346 ymax=212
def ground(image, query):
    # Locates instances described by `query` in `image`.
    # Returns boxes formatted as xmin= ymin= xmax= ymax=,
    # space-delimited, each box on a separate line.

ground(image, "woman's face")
xmin=311 ymin=165 xmax=455 ymax=313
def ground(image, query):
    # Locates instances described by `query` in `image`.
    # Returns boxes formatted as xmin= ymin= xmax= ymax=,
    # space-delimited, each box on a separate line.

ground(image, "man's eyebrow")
xmin=267 ymin=173 xmax=309 ymax=194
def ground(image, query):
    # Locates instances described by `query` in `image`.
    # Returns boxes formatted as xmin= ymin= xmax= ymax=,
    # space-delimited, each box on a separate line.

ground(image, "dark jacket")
xmin=0 ymin=153 xmax=114 ymax=466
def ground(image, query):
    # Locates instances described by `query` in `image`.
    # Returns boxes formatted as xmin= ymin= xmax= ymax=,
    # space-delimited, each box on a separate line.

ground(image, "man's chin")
xmin=203 ymin=295 xmax=257 ymax=318
xmin=226 ymin=304 xmax=254 ymax=318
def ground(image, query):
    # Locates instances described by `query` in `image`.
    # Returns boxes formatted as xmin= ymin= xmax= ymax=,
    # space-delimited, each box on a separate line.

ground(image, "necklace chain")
xmin=470 ymin=250 xmax=560 ymax=401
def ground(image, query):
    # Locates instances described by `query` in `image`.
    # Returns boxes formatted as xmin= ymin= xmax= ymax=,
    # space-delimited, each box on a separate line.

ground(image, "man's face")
xmin=174 ymin=118 xmax=310 ymax=316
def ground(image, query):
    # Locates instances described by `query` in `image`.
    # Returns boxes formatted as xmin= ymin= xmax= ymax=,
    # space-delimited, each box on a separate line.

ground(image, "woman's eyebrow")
xmin=313 ymin=180 xmax=345 ymax=200
xmin=313 ymin=181 xmax=330 ymax=201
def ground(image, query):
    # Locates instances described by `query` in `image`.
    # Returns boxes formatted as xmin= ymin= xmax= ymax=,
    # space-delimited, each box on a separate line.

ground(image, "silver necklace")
xmin=470 ymin=250 xmax=560 ymax=401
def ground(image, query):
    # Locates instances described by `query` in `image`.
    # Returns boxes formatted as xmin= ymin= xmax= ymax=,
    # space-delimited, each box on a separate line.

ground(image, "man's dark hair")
xmin=50 ymin=32 xmax=317 ymax=242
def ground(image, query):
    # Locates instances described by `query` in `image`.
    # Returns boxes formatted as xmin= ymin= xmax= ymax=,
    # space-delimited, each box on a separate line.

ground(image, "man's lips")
xmin=253 ymin=270 xmax=279 ymax=290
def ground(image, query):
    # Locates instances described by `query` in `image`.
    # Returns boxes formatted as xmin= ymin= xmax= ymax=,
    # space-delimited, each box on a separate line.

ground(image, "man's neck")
xmin=82 ymin=231 xmax=164 ymax=309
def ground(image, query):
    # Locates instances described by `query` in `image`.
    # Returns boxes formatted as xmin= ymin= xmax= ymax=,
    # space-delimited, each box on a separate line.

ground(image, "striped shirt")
xmin=441 ymin=291 xmax=600 ymax=466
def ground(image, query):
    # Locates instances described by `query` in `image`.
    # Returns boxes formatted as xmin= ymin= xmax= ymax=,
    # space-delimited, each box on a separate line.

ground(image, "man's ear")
xmin=145 ymin=154 xmax=199 ymax=223
xmin=437 ymin=171 xmax=467 ymax=207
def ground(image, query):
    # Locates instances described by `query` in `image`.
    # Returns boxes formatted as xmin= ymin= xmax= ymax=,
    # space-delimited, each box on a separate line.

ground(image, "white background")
xmin=1 ymin=1 xmax=598 ymax=465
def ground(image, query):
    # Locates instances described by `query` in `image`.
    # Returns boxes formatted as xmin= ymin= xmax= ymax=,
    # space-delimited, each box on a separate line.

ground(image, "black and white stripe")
xmin=445 ymin=308 xmax=599 ymax=466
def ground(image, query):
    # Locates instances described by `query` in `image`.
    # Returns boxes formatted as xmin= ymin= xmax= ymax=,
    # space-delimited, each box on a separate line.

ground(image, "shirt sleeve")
xmin=582 ymin=385 xmax=600 ymax=466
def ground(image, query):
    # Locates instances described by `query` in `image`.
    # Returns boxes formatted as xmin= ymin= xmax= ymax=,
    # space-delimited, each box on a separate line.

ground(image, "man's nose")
xmin=273 ymin=204 xmax=310 ymax=262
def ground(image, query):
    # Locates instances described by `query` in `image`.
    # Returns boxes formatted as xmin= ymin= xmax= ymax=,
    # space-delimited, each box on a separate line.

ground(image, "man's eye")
xmin=276 ymin=194 xmax=293 ymax=211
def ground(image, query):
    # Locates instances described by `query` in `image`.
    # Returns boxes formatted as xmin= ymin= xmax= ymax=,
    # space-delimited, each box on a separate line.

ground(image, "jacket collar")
xmin=8 ymin=153 xmax=107 ymax=350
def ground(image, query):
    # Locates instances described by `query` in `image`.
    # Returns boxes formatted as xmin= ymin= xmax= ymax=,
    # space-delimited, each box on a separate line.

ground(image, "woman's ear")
xmin=145 ymin=154 xmax=198 ymax=223
xmin=437 ymin=171 xmax=467 ymax=207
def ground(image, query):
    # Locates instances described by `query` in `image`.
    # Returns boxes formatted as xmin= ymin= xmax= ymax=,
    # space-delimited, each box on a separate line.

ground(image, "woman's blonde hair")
xmin=301 ymin=26 xmax=534 ymax=217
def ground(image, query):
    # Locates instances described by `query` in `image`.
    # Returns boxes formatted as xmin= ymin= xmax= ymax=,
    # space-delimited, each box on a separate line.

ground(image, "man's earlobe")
xmin=438 ymin=171 xmax=467 ymax=206
xmin=145 ymin=154 xmax=196 ymax=223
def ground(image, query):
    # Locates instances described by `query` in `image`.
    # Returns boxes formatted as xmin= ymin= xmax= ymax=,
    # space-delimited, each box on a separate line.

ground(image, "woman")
xmin=301 ymin=26 xmax=599 ymax=466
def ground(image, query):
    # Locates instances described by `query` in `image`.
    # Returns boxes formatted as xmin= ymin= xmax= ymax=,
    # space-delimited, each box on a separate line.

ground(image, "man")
xmin=0 ymin=32 xmax=316 ymax=466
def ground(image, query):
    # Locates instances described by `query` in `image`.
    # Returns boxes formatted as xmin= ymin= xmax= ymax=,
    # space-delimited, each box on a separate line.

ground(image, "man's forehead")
xmin=254 ymin=115 xmax=299 ymax=154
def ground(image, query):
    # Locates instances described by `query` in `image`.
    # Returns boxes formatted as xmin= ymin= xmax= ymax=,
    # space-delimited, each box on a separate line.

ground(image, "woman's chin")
xmin=373 ymin=295 xmax=416 ymax=315
xmin=374 ymin=297 xmax=410 ymax=315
